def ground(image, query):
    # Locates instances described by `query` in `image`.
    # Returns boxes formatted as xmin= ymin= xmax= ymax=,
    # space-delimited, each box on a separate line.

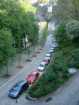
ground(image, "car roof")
xmin=15 ymin=80 xmax=27 ymax=87
xmin=38 ymin=65 xmax=44 ymax=68
xmin=31 ymin=71 xmax=38 ymax=75
xmin=45 ymin=56 xmax=50 ymax=59
xmin=46 ymin=53 xmax=50 ymax=55
xmin=41 ymin=61 xmax=46 ymax=65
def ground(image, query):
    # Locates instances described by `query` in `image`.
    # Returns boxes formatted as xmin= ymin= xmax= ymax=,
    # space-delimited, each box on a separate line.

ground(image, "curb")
xmin=26 ymin=94 xmax=38 ymax=101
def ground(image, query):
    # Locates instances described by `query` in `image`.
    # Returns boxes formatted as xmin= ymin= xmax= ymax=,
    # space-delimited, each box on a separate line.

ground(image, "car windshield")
xmin=11 ymin=84 xmax=20 ymax=91
xmin=40 ymin=63 xmax=44 ymax=66
xmin=32 ymin=71 xmax=37 ymax=75
xmin=40 ymin=64 xmax=44 ymax=67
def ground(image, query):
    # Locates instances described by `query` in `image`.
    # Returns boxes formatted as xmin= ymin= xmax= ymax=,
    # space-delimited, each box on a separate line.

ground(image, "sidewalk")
xmin=0 ymin=46 xmax=42 ymax=86
xmin=44 ymin=71 xmax=79 ymax=105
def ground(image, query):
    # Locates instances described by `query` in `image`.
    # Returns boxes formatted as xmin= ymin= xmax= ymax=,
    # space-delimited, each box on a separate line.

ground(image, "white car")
xmin=68 ymin=68 xmax=77 ymax=75
xmin=40 ymin=61 xmax=47 ymax=66
xmin=46 ymin=53 xmax=51 ymax=57
xmin=49 ymin=49 xmax=54 ymax=53
xmin=51 ymin=43 xmax=58 ymax=48
xmin=44 ymin=56 xmax=51 ymax=60
xmin=50 ymin=47 xmax=54 ymax=50
xmin=44 ymin=56 xmax=51 ymax=63
xmin=37 ymin=63 xmax=45 ymax=72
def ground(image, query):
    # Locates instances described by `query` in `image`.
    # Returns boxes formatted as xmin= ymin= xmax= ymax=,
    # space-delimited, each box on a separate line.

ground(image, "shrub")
xmin=28 ymin=21 xmax=79 ymax=98
xmin=67 ymin=48 xmax=79 ymax=68
xmin=28 ymin=54 xmax=69 ymax=98
xmin=54 ymin=23 xmax=71 ymax=48
xmin=66 ymin=20 xmax=79 ymax=40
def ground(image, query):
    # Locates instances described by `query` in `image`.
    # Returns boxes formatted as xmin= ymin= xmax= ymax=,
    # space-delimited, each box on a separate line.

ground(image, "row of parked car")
xmin=8 ymin=46 xmax=54 ymax=99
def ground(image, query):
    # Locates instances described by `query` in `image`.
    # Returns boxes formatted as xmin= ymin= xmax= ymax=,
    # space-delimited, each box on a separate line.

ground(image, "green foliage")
xmin=54 ymin=23 xmax=79 ymax=68
xmin=26 ymin=13 xmax=39 ymax=46
xmin=28 ymin=20 xmax=79 ymax=98
xmin=30 ymin=0 xmax=79 ymax=98
xmin=67 ymin=48 xmax=79 ymax=68
xmin=0 ymin=0 xmax=38 ymax=49
xmin=66 ymin=20 xmax=79 ymax=40
xmin=0 ymin=28 xmax=15 ymax=66
xmin=55 ymin=24 xmax=66 ymax=44
xmin=39 ymin=22 xmax=48 ymax=46
xmin=52 ymin=0 xmax=79 ymax=24
xmin=54 ymin=23 xmax=72 ymax=48
xmin=28 ymin=54 xmax=69 ymax=98
xmin=0 ymin=0 xmax=39 ymax=69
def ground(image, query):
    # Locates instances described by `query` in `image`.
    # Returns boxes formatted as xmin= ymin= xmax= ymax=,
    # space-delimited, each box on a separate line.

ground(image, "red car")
xmin=26 ymin=71 xmax=39 ymax=84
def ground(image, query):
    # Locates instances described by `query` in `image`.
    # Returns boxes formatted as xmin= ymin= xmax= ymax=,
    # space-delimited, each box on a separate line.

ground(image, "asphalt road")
xmin=1 ymin=33 xmax=79 ymax=105
xmin=0 ymin=34 xmax=53 ymax=105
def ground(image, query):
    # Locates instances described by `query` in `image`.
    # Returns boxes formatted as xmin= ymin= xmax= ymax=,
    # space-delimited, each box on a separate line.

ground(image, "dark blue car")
xmin=8 ymin=80 xmax=29 ymax=98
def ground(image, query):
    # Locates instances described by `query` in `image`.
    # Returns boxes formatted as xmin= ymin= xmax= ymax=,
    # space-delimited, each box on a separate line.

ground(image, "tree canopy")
xmin=0 ymin=0 xmax=38 ymax=46
xmin=52 ymin=0 xmax=79 ymax=24
xmin=0 ymin=0 xmax=39 ymax=67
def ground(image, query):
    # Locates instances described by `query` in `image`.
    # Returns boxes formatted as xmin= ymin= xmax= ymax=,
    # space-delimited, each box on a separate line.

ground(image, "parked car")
xmin=8 ymin=80 xmax=29 ymax=98
xmin=44 ymin=56 xmax=51 ymax=61
xmin=44 ymin=56 xmax=51 ymax=63
xmin=43 ymin=59 xmax=49 ymax=65
xmin=68 ymin=68 xmax=77 ymax=75
xmin=49 ymin=49 xmax=54 ymax=53
xmin=26 ymin=71 xmax=39 ymax=84
xmin=50 ymin=47 xmax=54 ymax=50
xmin=37 ymin=63 xmax=45 ymax=72
xmin=51 ymin=43 xmax=58 ymax=48
xmin=41 ymin=61 xmax=47 ymax=66
xmin=46 ymin=53 xmax=51 ymax=57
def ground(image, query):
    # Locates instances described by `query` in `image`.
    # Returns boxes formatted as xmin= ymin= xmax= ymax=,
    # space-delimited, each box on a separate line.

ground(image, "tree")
xmin=66 ymin=20 xmax=79 ymax=40
xmin=0 ymin=28 xmax=15 ymax=75
xmin=0 ymin=0 xmax=39 ymax=71
xmin=51 ymin=0 xmax=79 ymax=24
xmin=0 ymin=0 xmax=38 ymax=50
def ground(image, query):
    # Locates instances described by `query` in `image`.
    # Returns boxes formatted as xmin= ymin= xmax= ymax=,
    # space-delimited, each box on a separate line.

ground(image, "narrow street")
xmin=19 ymin=72 xmax=79 ymax=105
xmin=0 ymin=34 xmax=53 ymax=105
xmin=0 ymin=0 xmax=79 ymax=105
xmin=0 ymin=32 xmax=79 ymax=105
